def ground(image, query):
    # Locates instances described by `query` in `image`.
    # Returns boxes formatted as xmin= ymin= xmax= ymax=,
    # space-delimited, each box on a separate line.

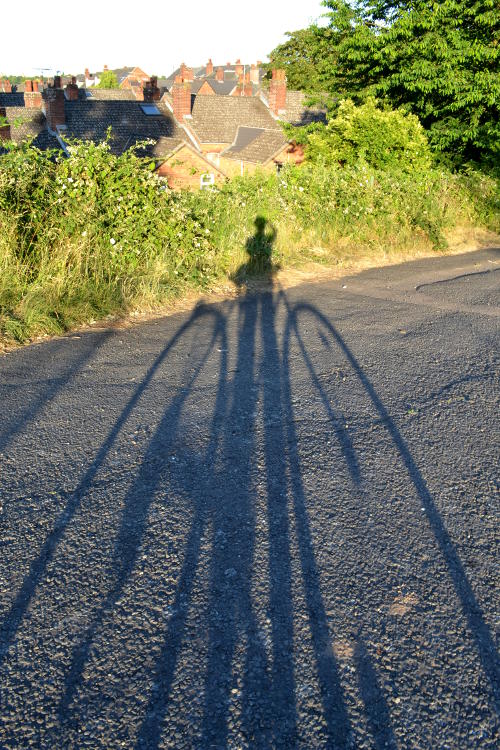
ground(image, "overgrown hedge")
xmin=0 ymin=137 xmax=498 ymax=343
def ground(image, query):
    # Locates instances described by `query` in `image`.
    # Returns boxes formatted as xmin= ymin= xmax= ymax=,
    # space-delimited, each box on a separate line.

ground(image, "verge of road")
xmin=1 ymin=230 xmax=498 ymax=355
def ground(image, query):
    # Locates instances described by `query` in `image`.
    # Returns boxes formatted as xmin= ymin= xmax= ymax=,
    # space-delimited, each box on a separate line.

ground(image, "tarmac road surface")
xmin=0 ymin=248 xmax=499 ymax=749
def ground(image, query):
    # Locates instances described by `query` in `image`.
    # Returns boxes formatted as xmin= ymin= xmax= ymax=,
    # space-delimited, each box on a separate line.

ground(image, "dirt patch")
xmin=331 ymin=639 xmax=355 ymax=661
xmin=389 ymin=593 xmax=420 ymax=616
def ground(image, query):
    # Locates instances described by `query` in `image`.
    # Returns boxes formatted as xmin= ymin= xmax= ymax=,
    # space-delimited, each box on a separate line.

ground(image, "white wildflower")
xmin=81 ymin=230 xmax=87 ymax=237
xmin=110 ymin=238 xmax=116 ymax=245
xmin=299 ymin=186 xmax=304 ymax=192
xmin=67 ymin=177 xmax=74 ymax=183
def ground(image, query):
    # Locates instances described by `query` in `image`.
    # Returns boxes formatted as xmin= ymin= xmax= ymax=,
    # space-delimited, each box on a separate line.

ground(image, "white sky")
xmin=1 ymin=1 xmax=326 ymax=77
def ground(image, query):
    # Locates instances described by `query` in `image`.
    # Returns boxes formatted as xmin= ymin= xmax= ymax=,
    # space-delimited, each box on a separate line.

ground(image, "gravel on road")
xmin=0 ymin=249 xmax=499 ymax=749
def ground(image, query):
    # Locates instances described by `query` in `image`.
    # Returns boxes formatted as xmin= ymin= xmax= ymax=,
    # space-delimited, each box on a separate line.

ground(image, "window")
xmin=206 ymin=152 xmax=220 ymax=167
xmin=140 ymin=104 xmax=161 ymax=115
xmin=200 ymin=173 xmax=215 ymax=190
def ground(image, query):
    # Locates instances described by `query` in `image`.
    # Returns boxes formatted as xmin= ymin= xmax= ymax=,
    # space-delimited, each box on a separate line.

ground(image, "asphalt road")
xmin=0 ymin=249 xmax=499 ymax=749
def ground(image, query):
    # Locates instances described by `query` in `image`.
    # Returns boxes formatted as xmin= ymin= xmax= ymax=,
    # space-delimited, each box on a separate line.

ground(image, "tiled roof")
xmin=0 ymin=106 xmax=58 ymax=149
xmin=282 ymin=91 xmax=327 ymax=126
xmin=85 ymin=88 xmax=138 ymax=100
xmin=223 ymin=126 xmax=287 ymax=164
xmin=188 ymin=96 xmax=281 ymax=143
xmin=112 ymin=67 xmax=134 ymax=82
xmin=191 ymin=79 xmax=238 ymax=96
xmin=164 ymin=64 xmax=264 ymax=92
xmin=0 ymin=92 xmax=24 ymax=106
xmin=63 ymin=99 xmax=186 ymax=155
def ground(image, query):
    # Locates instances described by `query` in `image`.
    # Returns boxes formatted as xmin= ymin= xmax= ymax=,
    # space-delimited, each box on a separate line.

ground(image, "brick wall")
xmin=157 ymin=145 xmax=226 ymax=190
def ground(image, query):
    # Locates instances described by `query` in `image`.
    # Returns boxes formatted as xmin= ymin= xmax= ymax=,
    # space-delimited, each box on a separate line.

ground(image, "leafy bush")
xmin=269 ymin=1 xmax=500 ymax=168
xmin=0 ymin=136 xmax=498 ymax=343
xmin=305 ymin=98 xmax=432 ymax=172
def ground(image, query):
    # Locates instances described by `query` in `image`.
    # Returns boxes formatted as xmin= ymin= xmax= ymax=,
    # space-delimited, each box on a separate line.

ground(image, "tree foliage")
xmin=96 ymin=70 xmax=119 ymax=89
xmin=305 ymin=97 xmax=432 ymax=171
xmin=269 ymin=0 xmax=500 ymax=166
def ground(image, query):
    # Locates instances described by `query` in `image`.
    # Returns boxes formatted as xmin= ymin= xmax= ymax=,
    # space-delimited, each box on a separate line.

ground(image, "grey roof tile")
xmin=0 ymin=92 xmax=24 ymax=106
xmin=84 ymin=88 xmax=139 ymax=100
xmin=62 ymin=99 xmax=185 ymax=155
xmin=188 ymin=96 xmax=281 ymax=143
xmin=282 ymin=91 xmax=327 ymax=126
xmin=223 ymin=127 xmax=287 ymax=163
xmin=0 ymin=106 xmax=59 ymax=149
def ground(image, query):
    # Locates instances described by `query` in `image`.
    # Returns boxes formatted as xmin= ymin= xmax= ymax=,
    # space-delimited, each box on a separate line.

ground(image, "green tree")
xmin=305 ymin=97 xmax=432 ymax=171
xmin=96 ymin=70 xmax=119 ymax=89
xmin=269 ymin=1 xmax=500 ymax=166
xmin=268 ymin=26 xmax=324 ymax=91
xmin=323 ymin=0 xmax=500 ymax=165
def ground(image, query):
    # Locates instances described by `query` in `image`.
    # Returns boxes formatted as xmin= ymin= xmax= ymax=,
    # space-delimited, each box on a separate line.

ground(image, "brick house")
xmin=0 ymin=65 xmax=325 ymax=188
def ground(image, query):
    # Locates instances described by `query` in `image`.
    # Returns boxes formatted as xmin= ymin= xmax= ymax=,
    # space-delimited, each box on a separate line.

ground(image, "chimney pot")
xmin=269 ymin=68 xmax=287 ymax=116
xmin=24 ymin=81 xmax=43 ymax=108
xmin=250 ymin=64 xmax=260 ymax=85
xmin=206 ymin=58 xmax=214 ymax=76
xmin=42 ymin=87 xmax=65 ymax=130
xmin=216 ymin=66 xmax=224 ymax=82
xmin=65 ymin=79 xmax=79 ymax=101
xmin=142 ymin=76 xmax=160 ymax=103
xmin=172 ymin=76 xmax=192 ymax=120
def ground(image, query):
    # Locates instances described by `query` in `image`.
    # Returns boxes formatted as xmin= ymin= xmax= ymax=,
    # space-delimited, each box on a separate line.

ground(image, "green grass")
xmin=1 ymin=138 xmax=499 ymax=346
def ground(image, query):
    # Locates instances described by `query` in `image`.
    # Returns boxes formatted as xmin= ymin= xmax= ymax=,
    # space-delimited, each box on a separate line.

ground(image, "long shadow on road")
xmin=1 ymin=247 xmax=498 ymax=747
xmin=285 ymin=300 xmax=500 ymax=719
xmin=0 ymin=306 xmax=222 ymax=671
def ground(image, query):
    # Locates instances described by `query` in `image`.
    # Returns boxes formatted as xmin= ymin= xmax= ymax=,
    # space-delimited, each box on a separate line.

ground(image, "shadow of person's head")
xmin=234 ymin=216 xmax=278 ymax=289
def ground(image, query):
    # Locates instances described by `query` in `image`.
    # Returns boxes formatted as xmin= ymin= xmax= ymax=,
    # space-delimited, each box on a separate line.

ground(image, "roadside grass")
xmin=1 ymin=139 xmax=499 ymax=346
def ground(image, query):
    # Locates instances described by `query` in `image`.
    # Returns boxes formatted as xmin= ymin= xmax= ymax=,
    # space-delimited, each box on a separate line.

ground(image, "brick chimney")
xmin=206 ymin=59 xmax=214 ymax=76
xmin=85 ymin=67 xmax=90 ymax=78
xmin=215 ymin=67 xmax=224 ymax=82
xmin=53 ymin=75 xmax=62 ymax=89
xmin=242 ymin=72 xmax=252 ymax=96
xmin=233 ymin=73 xmax=252 ymax=97
xmin=172 ymin=75 xmax=191 ymax=120
xmin=65 ymin=76 xmax=79 ymax=101
xmin=250 ymin=64 xmax=259 ymax=85
xmin=43 ymin=87 xmax=65 ymax=132
xmin=235 ymin=59 xmax=243 ymax=77
xmin=24 ymin=80 xmax=43 ymax=108
xmin=143 ymin=77 xmax=160 ymax=102
xmin=0 ymin=107 xmax=10 ymax=141
xmin=1 ymin=79 xmax=12 ymax=93
xmin=104 ymin=64 xmax=108 ymax=71
xmin=269 ymin=69 xmax=287 ymax=116
xmin=180 ymin=63 xmax=193 ymax=82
